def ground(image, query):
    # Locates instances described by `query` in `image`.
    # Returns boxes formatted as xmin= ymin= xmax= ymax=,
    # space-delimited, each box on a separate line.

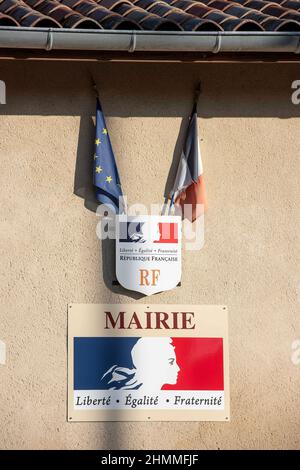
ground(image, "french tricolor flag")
xmin=170 ymin=102 xmax=207 ymax=222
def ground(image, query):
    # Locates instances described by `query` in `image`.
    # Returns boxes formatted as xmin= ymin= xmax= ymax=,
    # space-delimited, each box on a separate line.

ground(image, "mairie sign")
xmin=116 ymin=215 xmax=182 ymax=296
xmin=68 ymin=304 xmax=229 ymax=422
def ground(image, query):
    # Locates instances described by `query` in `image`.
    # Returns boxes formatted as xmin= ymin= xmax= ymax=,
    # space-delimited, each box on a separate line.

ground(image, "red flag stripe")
xmin=175 ymin=175 xmax=207 ymax=222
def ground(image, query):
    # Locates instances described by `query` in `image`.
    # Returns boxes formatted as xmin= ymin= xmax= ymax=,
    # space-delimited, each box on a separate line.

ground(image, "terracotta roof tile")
xmin=0 ymin=0 xmax=299 ymax=29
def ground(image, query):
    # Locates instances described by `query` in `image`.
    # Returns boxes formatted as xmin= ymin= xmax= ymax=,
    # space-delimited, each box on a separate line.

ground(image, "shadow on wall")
xmin=0 ymin=60 xmax=299 ymax=118
xmin=71 ymin=97 xmax=146 ymax=444
xmin=73 ymin=112 xmax=145 ymax=300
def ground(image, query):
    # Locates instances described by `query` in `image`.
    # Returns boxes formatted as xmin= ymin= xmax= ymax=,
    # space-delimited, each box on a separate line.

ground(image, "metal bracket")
xmin=213 ymin=33 xmax=222 ymax=54
xmin=46 ymin=28 xmax=53 ymax=51
xmin=128 ymin=31 xmax=137 ymax=53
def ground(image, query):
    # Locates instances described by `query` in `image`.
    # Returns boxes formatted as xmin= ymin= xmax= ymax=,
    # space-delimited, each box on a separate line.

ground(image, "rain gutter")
xmin=0 ymin=27 xmax=299 ymax=54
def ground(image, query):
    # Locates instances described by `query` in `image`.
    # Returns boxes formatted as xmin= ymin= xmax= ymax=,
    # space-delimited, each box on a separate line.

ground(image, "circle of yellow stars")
xmin=94 ymin=128 xmax=112 ymax=184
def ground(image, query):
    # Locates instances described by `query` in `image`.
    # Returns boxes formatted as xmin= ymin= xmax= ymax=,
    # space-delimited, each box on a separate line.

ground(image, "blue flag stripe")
xmin=93 ymin=98 xmax=124 ymax=213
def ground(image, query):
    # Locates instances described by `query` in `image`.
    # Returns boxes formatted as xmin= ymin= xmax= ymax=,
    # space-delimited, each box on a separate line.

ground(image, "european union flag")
xmin=93 ymin=98 xmax=124 ymax=213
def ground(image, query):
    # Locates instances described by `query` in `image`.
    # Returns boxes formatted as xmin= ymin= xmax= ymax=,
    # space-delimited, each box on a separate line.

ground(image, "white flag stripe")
xmin=171 ymin=111 xmax=203 ymax=201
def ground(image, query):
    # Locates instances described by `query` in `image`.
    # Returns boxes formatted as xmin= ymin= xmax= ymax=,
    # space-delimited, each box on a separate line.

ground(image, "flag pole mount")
xmin=194 ymin=81 xmax=202 ymax=106
xmin=90 ymin=73 xmax=99 ymax=99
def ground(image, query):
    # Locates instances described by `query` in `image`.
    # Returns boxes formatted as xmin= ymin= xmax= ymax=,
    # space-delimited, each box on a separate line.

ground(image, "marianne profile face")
xmin=129 ymin=221 xmax=161 ymax=243
xmin=101 ymin=337 xmax=180 ymax=392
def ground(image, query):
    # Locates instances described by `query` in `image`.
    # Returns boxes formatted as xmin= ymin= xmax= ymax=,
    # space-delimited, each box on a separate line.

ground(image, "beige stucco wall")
xmin=0 ymin=59 xmax=299 ymax=450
